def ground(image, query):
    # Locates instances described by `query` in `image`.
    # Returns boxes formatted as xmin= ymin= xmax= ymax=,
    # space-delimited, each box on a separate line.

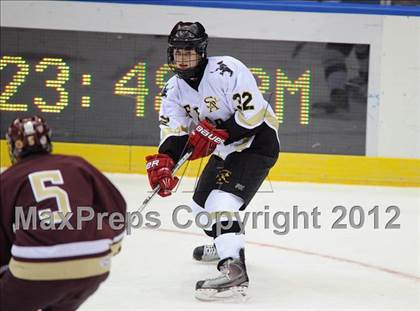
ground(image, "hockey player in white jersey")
xmin=145 ymin=21 xmax=279 ymax=300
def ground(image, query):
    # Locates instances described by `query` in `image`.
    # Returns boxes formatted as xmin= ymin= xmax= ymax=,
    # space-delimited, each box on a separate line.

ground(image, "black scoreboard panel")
xmin=0 ymin=27 xmax=368 ymax=155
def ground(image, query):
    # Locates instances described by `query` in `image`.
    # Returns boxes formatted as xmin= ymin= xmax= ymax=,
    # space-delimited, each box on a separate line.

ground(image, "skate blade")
xmin=195 ymin=286 xmax=248 ymax=302
xmin=193 ymin=258 xmax=219 ymax=265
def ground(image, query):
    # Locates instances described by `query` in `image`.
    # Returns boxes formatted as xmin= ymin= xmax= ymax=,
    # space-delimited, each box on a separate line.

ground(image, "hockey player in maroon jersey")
xmin=0 ymin=116 xmax=127 ymax=311
xmin=145 ymin=22 xmax=279 ymax=300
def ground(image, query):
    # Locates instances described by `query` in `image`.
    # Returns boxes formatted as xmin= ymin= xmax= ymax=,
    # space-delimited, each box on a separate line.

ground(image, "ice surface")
xmin=82 ymin=173 xmax=420 ymax=311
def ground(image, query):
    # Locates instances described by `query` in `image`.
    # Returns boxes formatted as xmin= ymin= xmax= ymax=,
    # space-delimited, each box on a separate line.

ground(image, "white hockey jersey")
xmin=159 ymin=56 xmax=279 ymax=160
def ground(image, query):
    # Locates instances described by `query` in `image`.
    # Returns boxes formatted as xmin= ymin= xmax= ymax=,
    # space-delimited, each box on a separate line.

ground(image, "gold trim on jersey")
xmin=9 ymin=254 xmax=111 ymax=280
xmin=234 ymin=136 xmax=253 ymax=153
xmin=110 ymin=240 xmax=123 ymax=255
xmin=236 ymin=107 xmax=279 ymax=130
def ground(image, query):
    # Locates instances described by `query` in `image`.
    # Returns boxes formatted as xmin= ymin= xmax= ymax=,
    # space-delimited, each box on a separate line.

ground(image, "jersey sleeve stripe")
xmin=9 ymin=255 xmax=111 ymax=280
xmin=11 ymin=239 xmax=113 ymax=259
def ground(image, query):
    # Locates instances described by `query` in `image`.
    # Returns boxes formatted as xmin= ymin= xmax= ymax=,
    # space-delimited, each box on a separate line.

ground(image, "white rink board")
xmin=1 ymin=1 xmax=419 ymax=158
xmin=80 ymin=173 xmax=420 ymax=310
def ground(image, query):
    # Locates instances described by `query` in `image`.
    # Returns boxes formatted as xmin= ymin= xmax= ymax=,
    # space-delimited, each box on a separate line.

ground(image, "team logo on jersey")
xmin=211 ymin=61 xmax=233 ymax=77
xmin=216 ymin=169 xmax=232 ymax=184
xmin=204 ymin=96 xmax=219 ymax=112
xmin=159 ymin=115 xmax=170 ymax=126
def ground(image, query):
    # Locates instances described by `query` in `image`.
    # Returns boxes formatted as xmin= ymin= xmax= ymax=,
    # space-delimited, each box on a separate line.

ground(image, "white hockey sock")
xmin=204 ymin=189 xmax=244 ymax=226
xmin=214 ymin=232 xmax=245 ymax=260
xmin=204 ymin=190 xmax=245 ymax=259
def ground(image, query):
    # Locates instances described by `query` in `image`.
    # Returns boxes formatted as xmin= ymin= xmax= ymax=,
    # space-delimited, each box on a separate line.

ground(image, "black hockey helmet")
xmin=167 ymin=21 xmax=208 ymax=80
xmin=6 ymin=115 xmax=52 ymax=164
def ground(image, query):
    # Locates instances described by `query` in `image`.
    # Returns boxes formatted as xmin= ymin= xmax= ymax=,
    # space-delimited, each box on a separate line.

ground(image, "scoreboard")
xmin=0 ymin=27 xmax=368 ymax=155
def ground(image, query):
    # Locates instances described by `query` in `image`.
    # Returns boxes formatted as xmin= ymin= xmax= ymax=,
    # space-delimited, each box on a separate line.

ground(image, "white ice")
xmin=82 ymin=173 xmax=420 ymax=311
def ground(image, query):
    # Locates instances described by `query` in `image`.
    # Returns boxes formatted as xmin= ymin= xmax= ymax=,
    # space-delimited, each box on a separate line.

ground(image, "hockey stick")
xmin=138 ymin=150 xmax=192 ymax=213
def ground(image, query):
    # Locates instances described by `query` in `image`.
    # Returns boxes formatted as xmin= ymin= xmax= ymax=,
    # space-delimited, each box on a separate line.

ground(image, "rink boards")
xmin=1 ymin=140 xmax=419 ymax=187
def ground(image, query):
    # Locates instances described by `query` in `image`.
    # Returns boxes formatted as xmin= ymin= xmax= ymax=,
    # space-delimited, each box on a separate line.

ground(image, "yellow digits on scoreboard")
xmin=275 ymin=69 xmax=311 ymax=125
xmin=81 ymin=74 xmax=92 ymax=107
xmin=114 ymin=62 xmax=149 ymax=117
xmin=0 ymin=56 xmax=30 ymax=111
xmin=1 ymin=55 xmax=312 ymax=125
xmin=34 ymin=58 xmax=70 ymax=113
xmin=154 ymin=64 xmax=172 ymax=112
xmin=249 ymin=67 xmax=270 ymax=95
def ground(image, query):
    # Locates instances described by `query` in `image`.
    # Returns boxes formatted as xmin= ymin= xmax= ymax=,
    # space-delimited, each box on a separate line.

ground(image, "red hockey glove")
xmin=188 ymin=120 xmax=229 ymax=160
xmin=145 ymin=154 xmax=179 ymax=197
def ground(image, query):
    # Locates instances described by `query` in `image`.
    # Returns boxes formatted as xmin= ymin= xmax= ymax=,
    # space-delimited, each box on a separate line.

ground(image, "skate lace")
xmin=203 ymin=245 xmax=217 ymax=258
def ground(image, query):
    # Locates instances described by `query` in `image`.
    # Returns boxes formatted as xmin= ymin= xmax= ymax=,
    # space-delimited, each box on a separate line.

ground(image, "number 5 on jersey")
xmin=28 ymin=170 xmax=72 ymax=223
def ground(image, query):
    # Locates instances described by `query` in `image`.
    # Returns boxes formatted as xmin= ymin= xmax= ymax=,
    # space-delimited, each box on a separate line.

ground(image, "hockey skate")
xmin=195 ymin=249 xmax=248 ymax=301
xmin=193 ymin=244 xmax=219 ymax=262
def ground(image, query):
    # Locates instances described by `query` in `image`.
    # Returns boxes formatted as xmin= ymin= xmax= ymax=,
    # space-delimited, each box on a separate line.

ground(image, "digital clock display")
xmin=0 ymin=27 xmax=368 ymax=155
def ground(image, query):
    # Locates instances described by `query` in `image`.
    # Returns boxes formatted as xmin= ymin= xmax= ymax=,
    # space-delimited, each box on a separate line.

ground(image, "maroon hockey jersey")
xmin=0 ymin=153 xmax=126 ymax=280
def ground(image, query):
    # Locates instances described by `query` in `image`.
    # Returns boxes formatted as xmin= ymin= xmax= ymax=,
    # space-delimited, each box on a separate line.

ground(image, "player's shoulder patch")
xmin=208 ymin=56 xmax=238 ymax=77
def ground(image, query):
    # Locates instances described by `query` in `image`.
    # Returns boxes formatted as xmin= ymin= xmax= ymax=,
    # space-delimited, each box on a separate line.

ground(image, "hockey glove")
xmin=188 ymin=120 xmax=229 ymax=160
xmin=145 ymin=154 xmax=179 ymax=197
